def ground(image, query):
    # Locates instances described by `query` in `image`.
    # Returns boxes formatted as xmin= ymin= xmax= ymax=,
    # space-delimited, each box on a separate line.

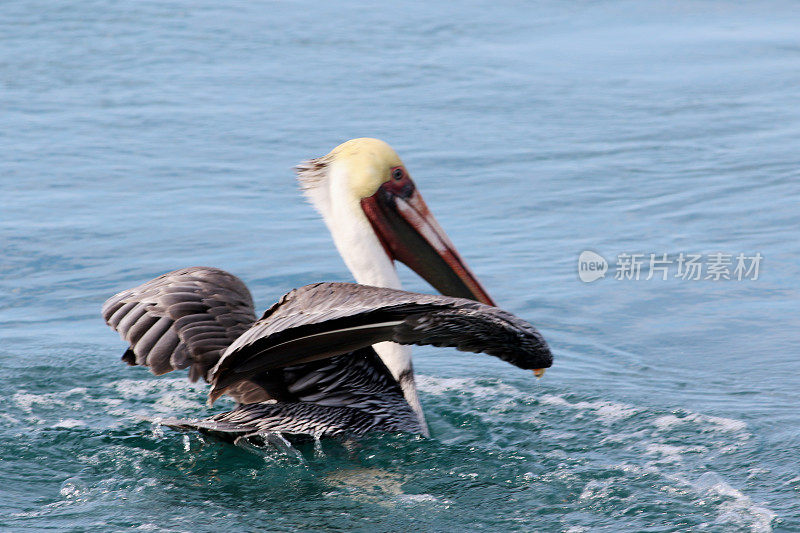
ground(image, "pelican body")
xmin=102 ymin=139 xmax=551 ymax=440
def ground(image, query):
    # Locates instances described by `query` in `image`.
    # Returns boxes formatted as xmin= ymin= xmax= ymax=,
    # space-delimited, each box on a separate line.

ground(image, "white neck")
xmin=328 ymin=170 xmax=401 ymax=290
xmin=307 ymin=164 xmax=428 ymax=434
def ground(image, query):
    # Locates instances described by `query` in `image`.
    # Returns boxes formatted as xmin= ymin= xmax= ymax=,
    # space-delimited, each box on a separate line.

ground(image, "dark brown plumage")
xmin=102 ymin=267 xmax=552 ymax=438
xmin=102 ymin=267 xmax=256 ymax=381
xmin=208 ymin=282 xmax=551 ymax=402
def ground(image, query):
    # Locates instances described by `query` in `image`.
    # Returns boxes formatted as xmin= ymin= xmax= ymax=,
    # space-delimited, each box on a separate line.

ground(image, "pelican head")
xmin=297 ymin=138 xmax=495 ymax=306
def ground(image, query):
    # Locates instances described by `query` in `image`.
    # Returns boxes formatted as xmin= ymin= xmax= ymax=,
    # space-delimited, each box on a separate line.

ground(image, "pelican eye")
xmin=391 ymin=168 xmax=404 ymax=181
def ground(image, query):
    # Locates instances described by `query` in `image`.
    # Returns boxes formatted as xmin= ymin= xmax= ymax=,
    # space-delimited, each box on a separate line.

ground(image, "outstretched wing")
xmin=209 ymin=282 xmax=551 ymax=402
xmin=102 ymin=267 xmax=257 ymax=382
xmin=101 ymin=269 xmax=416 ymax=414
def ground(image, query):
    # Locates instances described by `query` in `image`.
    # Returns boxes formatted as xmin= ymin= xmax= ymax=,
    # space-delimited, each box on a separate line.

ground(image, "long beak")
xmin=361 ymin=178 xmax=496 ymax=306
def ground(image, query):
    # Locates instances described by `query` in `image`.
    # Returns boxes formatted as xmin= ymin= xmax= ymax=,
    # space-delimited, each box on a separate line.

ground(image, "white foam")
xmin=59 ymin=477 xmax=87 ymax=500
xmin=0 ymin=413 xmax=21 ymax=425
xmin=694 ymin=472 xmax=776 ymax=532
xmin=697 ymin=414 xmax=748 ymax=433
xmin=644 ymin=443 xmax=707 ymax=464
xmin=13 ymin=391 xmax=68 ymax=413
xmin=12 ymin=388 xmax=91 ymax=415
xmin=599 ymin=429 xmax=649 ymax=445
xmin=11 ymin=376 xmax=213 ymax=428
xmin=416 ymin=375 xmax=532 ymax=425
xmin=110 ymin=377 xmax=206 ymax=400
xmin=105 ymin=377 xmax=213 ymax=418
xmin=420 ymin=378 xmax=637 ymax=423
xmin=391 ymin=375 xmax=770 ymax=529
xmin=653 ymin=414 xmax=682 ymax=430
xmin=420 ymin=377 xmax=748 ymax=438
xmin=653 ymin=413 xmax=747 ymax=434
xmin=418 ymin=379 xmax=769 ymax=529
xmin=416 ymin=376 xmax=523 ymax=401
xmin=153 ymin=392 xmax=204 ymax=413
xmin=576 ymin=465 xmax=775 ymax=532
xmin=538 ymin=394 xmax=641 ymax=423
xmin=579 ymin=479 xmax=613 ymax=500
xmin=397 ymin=493 xmax=440 ymax=505
xmin=54 ymin=419 xmax=86 ymax=428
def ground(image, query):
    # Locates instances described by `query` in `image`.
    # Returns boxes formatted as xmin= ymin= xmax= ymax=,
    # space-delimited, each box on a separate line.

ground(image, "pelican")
xmin=102 ymin=138 xmax=551 ymax=440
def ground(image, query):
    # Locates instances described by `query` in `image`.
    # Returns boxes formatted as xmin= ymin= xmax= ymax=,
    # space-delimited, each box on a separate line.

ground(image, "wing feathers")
xmin=208 ymin=283 xmax=551 ymax=402
xmin=126 ymin=314 xmax=159 ymax=345
xmin=105 ymin=275 xmax=552 ymax=421
xmin=102 ymin=267 xmax=257 ymax=384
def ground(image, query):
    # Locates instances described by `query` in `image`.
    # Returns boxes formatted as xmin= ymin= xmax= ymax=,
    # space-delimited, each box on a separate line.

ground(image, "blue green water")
xmin=2 ymin=1 xmax=799 ymax=531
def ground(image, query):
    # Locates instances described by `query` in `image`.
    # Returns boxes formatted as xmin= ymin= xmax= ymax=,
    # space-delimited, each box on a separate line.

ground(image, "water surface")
xmin=2 ymin=1 xmax=799 ymax=531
